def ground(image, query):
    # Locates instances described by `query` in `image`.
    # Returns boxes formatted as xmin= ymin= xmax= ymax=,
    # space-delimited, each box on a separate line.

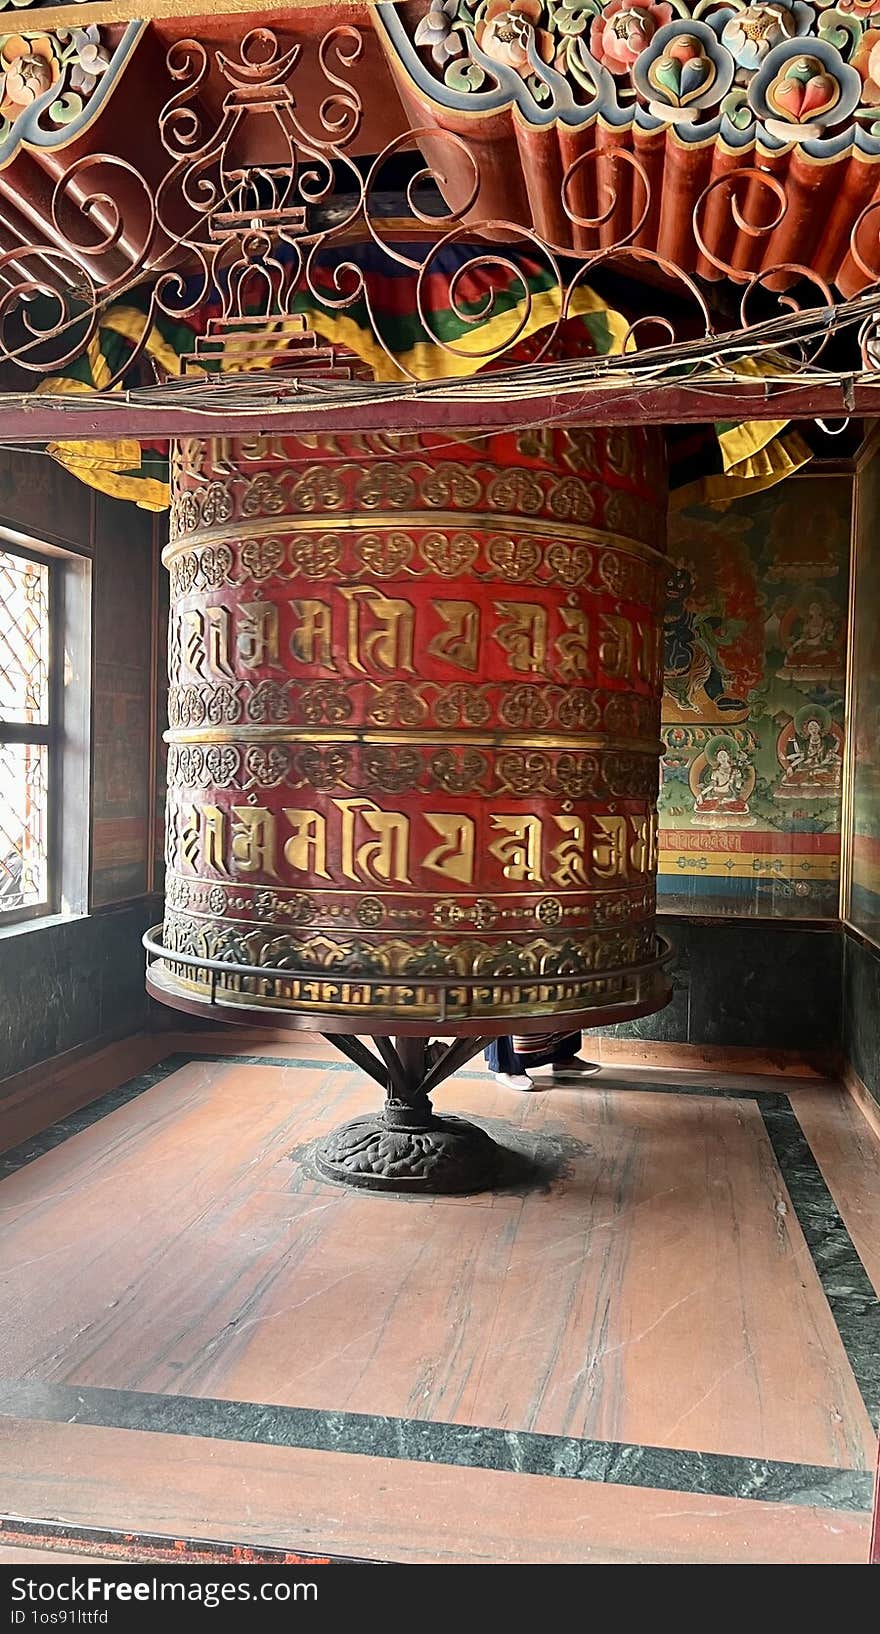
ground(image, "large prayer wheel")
xmin=148 ymin=424 xmax=673 ymax=1190
xmin=149 ymin=426 xmax=671 ymax=1049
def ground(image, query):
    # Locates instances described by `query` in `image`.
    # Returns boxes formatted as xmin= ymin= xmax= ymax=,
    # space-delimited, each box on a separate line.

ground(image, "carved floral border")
xmin=380 ymin=0 xmax=880 ymax=150
xmin=0 ymin=20 xmax=141 ymax=168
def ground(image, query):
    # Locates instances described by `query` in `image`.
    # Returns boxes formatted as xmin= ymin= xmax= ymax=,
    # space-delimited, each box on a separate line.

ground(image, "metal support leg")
xmin=312 ymin=1033 xmax=502 ymax=1196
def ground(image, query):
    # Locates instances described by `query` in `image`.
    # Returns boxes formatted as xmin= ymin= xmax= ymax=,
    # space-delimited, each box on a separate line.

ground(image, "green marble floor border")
xmin=0 ymin=1050 xmax=877 ymax=1515
xmin=0 ymin=1380 xmax=871 ymax=1513
xmin=759 ymin=1100 xmax=880 ymax=1429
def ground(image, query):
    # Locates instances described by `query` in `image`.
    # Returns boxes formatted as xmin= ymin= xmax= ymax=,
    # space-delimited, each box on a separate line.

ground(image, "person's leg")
xmin=484 ymin=1037 xmax=506 ymax=1072
xmin=485 ymin=1036 xmax=532 ymax=1090
xmin=510 ymin=1030 xmax=580 ymax=1071
xmin=527 ymin=1031 xmax=601 ymax=1080
xmin=549 ymin=1032 xmax=580 ymax=1064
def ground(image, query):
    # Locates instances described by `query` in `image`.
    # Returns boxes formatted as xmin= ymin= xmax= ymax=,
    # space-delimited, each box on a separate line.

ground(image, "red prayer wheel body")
xmin=150 ymin=426 xmax=671 ymax=1034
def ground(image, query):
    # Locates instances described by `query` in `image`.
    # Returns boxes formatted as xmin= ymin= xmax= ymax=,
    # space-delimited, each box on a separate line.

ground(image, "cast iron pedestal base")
xmin=314 ymin=1105 xmax=501 ymax=1194
xmin=313 ymin=1035 xmax=502 ymax=1195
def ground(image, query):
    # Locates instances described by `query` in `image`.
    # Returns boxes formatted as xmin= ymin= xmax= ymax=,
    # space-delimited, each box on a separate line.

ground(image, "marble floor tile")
xmin=0 ymin=1057 xmax=874 ymax=1475
xmin=0 ymin=1033 xmax=172 ymax=1156
xmin=0 ymin=1417 xmax=869 ymax=1566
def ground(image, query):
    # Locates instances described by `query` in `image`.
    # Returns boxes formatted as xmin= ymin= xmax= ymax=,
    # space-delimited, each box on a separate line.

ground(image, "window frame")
xmin=0 ymin=529 xmax=90 ymax=930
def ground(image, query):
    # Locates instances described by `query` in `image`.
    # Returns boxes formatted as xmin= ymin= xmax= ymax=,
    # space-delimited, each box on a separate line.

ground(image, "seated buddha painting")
xmin=777 ymin=589 xmax=845 ymax=685
xmin=776 ymin=707 xmax=844 ymax=801
xmin=688 ymin=736 xmax=757 ymax=829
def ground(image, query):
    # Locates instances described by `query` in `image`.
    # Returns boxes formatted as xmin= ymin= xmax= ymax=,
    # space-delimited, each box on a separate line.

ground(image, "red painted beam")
xmin=1 ymin=378 xmax=879 ymax=438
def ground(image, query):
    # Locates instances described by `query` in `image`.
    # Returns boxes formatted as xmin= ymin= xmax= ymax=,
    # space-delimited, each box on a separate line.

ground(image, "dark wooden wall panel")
xmin=91 ymin=495 xmax=154 ymax=908
xmin=0 ymin=449 xmax=92 ymax=551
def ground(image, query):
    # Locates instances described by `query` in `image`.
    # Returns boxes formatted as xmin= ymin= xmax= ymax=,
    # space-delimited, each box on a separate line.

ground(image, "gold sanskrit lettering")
xmin=289 ymin=599 xmax=335 ymax=669
xmin=206 ymin=437 xmax=236 ymax=477
xmin=334 ymin=798 xmax=411 ymax=885
xmin=231 ymin=807 xmax=277 ymax=876
xmin=427 ymin=602 xmax=480 ymax=672
xmin=488 ymin=815 xmax=543 ymax=882
xmin=182 ymin=610 xmax=206 ymax=680
xmin=238 ymin=435 xmax=286 ymax=462
xmin=176 ymin=439 xmax=206 ymax=483
xmin=605 ymin=428 xmax=636 ymax=478
xmin=555 ymin=609 xmax=591 ymax=682
xmin=549 ymin=815 xmax=590 ymax=886
xmin=293 ymin=433 xmax=346 ymax=457
xmin=205 ymin=606 xmax=234 ymax=679
xmin=629 ymin=813 xmax=658 ymax=874
xmin=598 ymin=614 xmax=634 ymax=681
xmin=237 ymin=602 xmax=280 ymax=670
xmin=283 ymin=809 xmax=330 ymax=879
xmin=201 ymin=805 xmax=228 ymax=874
xmin=180 ymin=805 xmax=201 ymax=870
xmin=181 ymin=608 xmax=234 ymax=680
xmin=561 ymin=428 xmax=597 ymax=473
xmin=422 ymin=814 xmax=475 ymax=885
xmin=340 ymin=587 xmax=415 ymax=675
xmin=493 ymin=602 xmax=548 ymax=674
xmin=592 ymin=815 xmax=628 ymax=879
xmin=515 ymin=428 xmax=554 ymax=462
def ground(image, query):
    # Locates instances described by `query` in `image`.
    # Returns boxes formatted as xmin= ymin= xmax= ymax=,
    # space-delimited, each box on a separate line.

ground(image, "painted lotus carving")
xmin=765 ymin=51 xmax=840 ymax=118
xmin=398 ymin=0 xmax=880 ymax=135
xmin=720 ymin=3 xmax=801 ymax=71
xmin=748 ymin=34 xmax=862 ymax=129
xmin=0 ymin=33 xmax=59 ymax=118
xmin=852 ymin=21 xmax=880 ymax=97
xmin=0 ymin=25 xmax=111 ymax=138
xmin=475 ymin=0 xmax=556 ymax=73
xmin=414 ymin=0 xmax=467 ymax=63
xmin=588 ymin=0 xmax=674 ymax=74
xmin=634 ymin=18 xmax=733 ymax=112
xmin=834 ymin=0 xmax=880 ymax=18
xmin=643 ymin=29 xmax=719 ymax=104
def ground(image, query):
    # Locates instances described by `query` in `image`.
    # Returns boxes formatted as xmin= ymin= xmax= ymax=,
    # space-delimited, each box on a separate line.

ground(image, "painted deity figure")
xmin=778 ymin=591 xmax=843 ymax=682
xmin=664 ymin=565 xmax=747 ymax=717
xmin=689 ymin=735 xmax=756 ymax=827
xmin=789 ymin=601 xmax=836 ymax=657
xmin=695 ymin=746 xmax=745 ymax=810
xmin=777 ymin=708 xmax=842 ymax=798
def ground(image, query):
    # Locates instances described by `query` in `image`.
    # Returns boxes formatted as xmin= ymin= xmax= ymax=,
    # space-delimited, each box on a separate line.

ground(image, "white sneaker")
xmin=493 ymin=1071 xmax=534 ymax=1092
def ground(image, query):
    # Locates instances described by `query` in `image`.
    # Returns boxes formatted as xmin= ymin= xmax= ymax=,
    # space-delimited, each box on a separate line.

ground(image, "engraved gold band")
xmin=148 ymin=958 xmax=661 ymax=1021
xmin=166 ymin=869 xmax=652 ymax=901
xmin=164 ymin=511 xmax=666 ymax=565
xmin=165 ymin=726 xmax=665 ymax=753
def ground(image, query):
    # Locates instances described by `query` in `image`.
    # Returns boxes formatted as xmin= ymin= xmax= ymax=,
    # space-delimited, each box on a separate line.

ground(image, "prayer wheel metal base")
xmin=313 ymin=1065 xmax=503 ymax=1195
xmin=314 ymin=1116 xmax=500 ymax=1194
xmin=314 ymin=1036 xmax=502 ymax=1195
xmin=315 ymin=1117 xmax=502 ymax=1196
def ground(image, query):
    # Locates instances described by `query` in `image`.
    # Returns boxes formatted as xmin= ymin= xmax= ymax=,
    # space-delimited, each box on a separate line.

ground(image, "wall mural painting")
xmin=658 ymin=477 xmax=851 ymax=919
xmin=846 ymin=453 xmax=880 ymax=947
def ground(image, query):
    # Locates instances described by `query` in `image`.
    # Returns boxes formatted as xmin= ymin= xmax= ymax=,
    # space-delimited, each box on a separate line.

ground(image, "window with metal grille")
xmin=0 ymin=543 xmax=56 ymax=922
